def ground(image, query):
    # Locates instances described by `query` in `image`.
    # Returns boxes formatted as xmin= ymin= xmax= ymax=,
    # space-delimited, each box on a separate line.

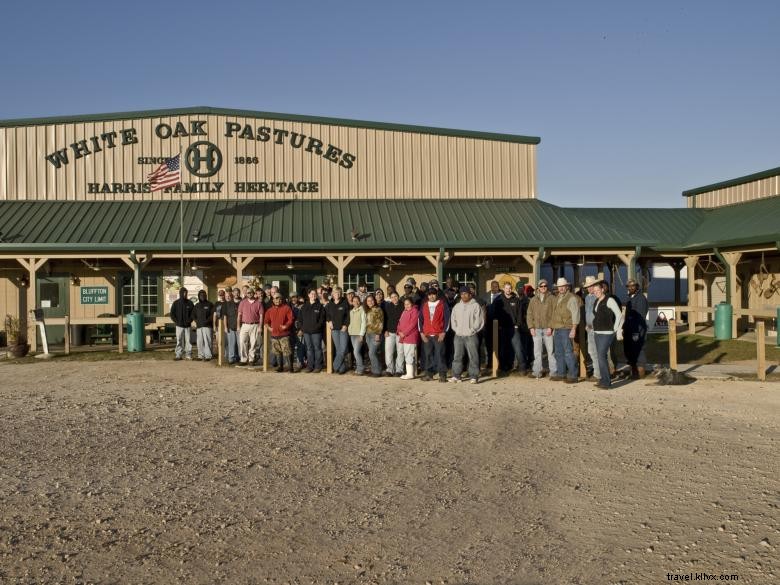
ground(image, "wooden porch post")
xmin=325 ymin=255 xmax=356 ymax=287
xmin=16 ymin=257 xmax=48 ymax=352
xmin=684 ymin=255 xmax=698 ymax=334
xmin=721 ymin=252 xmax=743 ymax=338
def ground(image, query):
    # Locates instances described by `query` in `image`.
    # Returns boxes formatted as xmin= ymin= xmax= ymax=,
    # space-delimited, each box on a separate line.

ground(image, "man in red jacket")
xmin=419 ymin=288 xmax=451 ymax=383
xmin=265 ymin=294 xmax=295 ymax=372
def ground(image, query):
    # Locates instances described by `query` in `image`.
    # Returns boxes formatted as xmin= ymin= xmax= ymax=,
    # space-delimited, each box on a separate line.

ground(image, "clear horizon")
xmin=3 ymin=0 xmax=778 ymax=208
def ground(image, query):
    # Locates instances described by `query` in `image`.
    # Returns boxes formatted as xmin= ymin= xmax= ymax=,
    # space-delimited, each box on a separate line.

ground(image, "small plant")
xmin=4 ymin=314 xmax=26 ymax=345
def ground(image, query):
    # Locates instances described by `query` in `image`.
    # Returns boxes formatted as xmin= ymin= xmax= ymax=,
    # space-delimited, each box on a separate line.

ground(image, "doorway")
xmin=36 ymin=275 xmax=69 ymax=345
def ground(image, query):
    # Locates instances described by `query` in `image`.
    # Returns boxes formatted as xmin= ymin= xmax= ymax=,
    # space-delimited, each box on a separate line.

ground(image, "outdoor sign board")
xmin=81 ymin=286 xmax=109 ymax=305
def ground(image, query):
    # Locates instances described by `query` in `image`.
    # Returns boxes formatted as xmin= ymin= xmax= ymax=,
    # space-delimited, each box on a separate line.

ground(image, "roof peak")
xmin=0 ymin=106 xmax=541 ymax=145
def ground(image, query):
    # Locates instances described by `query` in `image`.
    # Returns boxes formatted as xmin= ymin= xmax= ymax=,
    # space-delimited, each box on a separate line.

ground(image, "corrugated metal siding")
xmin=0 ymin=114 xmax=537 ymax=201
xmin=691 ymin=175 xmax=780 ymax=208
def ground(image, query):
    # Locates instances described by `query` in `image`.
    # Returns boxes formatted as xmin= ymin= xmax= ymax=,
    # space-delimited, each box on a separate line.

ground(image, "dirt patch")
xmin=0 ymin=360 xmax=778 ymax=584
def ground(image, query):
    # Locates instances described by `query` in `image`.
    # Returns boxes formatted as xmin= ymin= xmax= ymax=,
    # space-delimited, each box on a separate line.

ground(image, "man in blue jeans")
xmin=549 ymin=277 xmax=581 ymax=383
xmin=325 ymin=286 xmax=350 ymax=374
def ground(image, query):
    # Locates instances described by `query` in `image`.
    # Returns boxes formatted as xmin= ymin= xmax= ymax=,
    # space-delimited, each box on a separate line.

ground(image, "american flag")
xmin=147 ymin=154 xmax=181 ymax=192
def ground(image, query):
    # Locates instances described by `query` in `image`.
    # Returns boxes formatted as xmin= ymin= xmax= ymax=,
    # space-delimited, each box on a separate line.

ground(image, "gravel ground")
xmin=0 ymin=360 xmax=777 ymax=585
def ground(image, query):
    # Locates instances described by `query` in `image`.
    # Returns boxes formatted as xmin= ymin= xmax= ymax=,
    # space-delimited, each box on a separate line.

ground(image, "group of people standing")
xmin=168 ymin=273 xmax=649 ymax=389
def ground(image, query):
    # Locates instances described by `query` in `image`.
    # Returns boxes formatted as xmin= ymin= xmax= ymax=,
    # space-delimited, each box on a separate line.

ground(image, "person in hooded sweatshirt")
xmin=449 ymin=286 xmax=485 ymax=384
xmin=170 ymin=287 xmax=195 ymax=361
xmin=193 ymin=289 xmax=215 ymax=361
xmin=300 ymin=288 xmax=326 ymax=373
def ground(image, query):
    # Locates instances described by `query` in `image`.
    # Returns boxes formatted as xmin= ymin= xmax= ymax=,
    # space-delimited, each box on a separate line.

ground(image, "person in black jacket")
xmin=382 ymin=291 xmax=405 ymax=376
xmin=325 ymin=287 xmax=350 ymax=374
xmin=194 ymin=290 xmax=214 ymax=361
xmin=493 ymin=282 xmax=529 ymax=375
xmin=170 ymin=287 xmax=195 ymax=361
xmin=300 ymin=289 xmax=326 ymax=372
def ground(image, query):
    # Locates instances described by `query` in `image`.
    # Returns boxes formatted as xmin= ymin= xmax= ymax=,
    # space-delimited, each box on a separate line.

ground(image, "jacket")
xmin=365 ymin=306 xmax=384 ymax=335
xmin=450 ymin=299 xmax=485 ymax=337
xmin=397 ymin=306 xmax=420 ymax=345
xmin=383 ymin=301 xmax=404 ymax=333
xmin=492 ymin=293 xmax=524 ymax=329
xmin=170 ymin=297 xmax=195 ymax=328
xmin=194 ymin=300 xmax=215 ymax=328
xmin=348 ymin=306 xmax=366 ymax=336
xmin=265 ymin=303 xmax=294 ymax=337
xmin=299 ymin=300 xmax=326 ymax=334
xmin=550 ymin=291 xmax=581 ymax=329
xmin=624 ymin=291 xmax=648 ymax=333
xmin=325 ymin=297 xmax=350 ymax=329
xmin=419 ymin=299 xmax=450 ymax=336
xmin=526 ymin=292 xmax=555 ymax=329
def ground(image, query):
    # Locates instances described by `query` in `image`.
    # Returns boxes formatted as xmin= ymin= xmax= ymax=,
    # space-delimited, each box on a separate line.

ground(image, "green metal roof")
xmin=0 ymin=197 xmax=777 ymax=254
xmin=0 ymin=106 xmax=541 ymax=146
xmin=683 ymin=165 xmax=780 ymax=197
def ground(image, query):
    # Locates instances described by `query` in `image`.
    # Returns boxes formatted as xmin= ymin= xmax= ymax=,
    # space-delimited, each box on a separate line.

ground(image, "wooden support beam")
xmin=326 ymin=326 xmax=333 ymax=374
xmin=217 ymin=319 xmax=224 ymax=367
xmin=684 ymin=255 xmax=699 ymax=334
xmin=117 ymin=315 xmax=124 ymax=353
xmin=64 ymin=315 xmax=71 ymax=355
xmin=263 ymin=325 xmax=270 ymax=373
xmin=668 ymin=318 xmax=678 ymax=370
xmin=756 ymin=319 xmax=766 ymax=382
xmin=491 ymin=319 xmax=499 ymax=379
xmin=721 ymin=251 xmax=742 ymax=338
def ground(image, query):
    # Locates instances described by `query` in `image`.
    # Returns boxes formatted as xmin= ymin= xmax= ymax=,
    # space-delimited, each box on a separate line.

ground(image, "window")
xmin=445 ymin=271 xmax=477 ymax=289
xmin=343 ymin=272 xmax=377 ymax=292
xmin=39 ymin=283 xmax=60 ymax=308
xmin=122 ymin=274 xmax=159 ymax=315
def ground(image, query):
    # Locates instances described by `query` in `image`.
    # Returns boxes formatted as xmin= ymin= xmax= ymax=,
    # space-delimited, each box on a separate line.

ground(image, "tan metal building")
xmin=0 ymin=107 xmax=778 ymax=351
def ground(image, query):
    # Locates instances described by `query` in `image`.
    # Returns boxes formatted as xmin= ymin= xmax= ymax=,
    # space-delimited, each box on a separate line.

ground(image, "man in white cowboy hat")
xmin=549 ymin=277 xmax=581 ymax=383
xmin=583 ymin=275 xmax=601 ymax=380
xmin=526 ymin=278 xmax=557 ymax=378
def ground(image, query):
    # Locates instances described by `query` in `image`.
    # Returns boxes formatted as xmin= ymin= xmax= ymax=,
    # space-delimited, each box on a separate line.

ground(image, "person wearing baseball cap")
xmin=526 ymin=278 xmax=557 ymax=378
xmin=449 ymin=285 xmax=484 ymax=383
xmin=419 ymin=287 xmax=451 ymax=382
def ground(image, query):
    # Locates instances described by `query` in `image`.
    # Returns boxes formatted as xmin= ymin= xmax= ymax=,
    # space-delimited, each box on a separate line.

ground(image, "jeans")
xmin=531 ymin=329 xmax=556 ymax=377
xmin=587 ymin=328 xmax=600 ymax=378
xmin=175 ymin=325 xmax=192 ymax=359
xmin=225 ymin=329 xmax=239 ymax=362
xmin=623 ymin=329 xmax=647 ymax=367
xmin=304 ymin=332 xmax=324 ymax=370
xmin=351 ymin=335 xmax=365 ymax=373
xmin=384 ymin=333 xmax=405 ymax=374
xmin=331 ymin=329 xmax=349 ymax=373
xmin=553 ymin=328 xmax=578 ymax=380
xmin=365 ymin=333 xmax=383 ymax=375
xmin=595 ymin=332 xmax=615 ymax=387
xmin=422 ymin=334 xmax=446 ymax=375
xmin=196 ymin=327 xmax=213 ymax=359
xmin=499 ymin=327 xmax=528 ymax=371
xmin=452 ymin=335 xmax=480 ymax=379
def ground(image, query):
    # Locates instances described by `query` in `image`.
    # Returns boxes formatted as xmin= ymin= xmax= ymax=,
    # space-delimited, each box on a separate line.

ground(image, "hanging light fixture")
xmin=286 ymin=258 xmax=295 ymax=270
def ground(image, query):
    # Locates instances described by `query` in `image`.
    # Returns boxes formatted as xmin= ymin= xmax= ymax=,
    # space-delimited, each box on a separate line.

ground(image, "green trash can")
xmin=126 ymin=311 xmax=145 ymax=352
xmin=714 ymin=302 xmax=732 ymax=340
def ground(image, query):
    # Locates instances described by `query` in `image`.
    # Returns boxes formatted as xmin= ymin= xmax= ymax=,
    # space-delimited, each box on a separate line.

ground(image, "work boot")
xmin=637 ymin=366 xmax=646 ymax=378
xmin=631 ymin=365 xmax=639 ymax=380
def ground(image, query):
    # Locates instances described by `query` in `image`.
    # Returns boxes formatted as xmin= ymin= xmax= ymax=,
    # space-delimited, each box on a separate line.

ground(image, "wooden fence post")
xmin=64 ymin=315 xmax=71 ymax=355
xmin=326 ymin=326 xmax=333 ymax=374
xmin=756 ymin=319 xmax=766 ymax=382
xmin=492 ymin=319 xmax=499 ymax=378
xmin=217 ymin=319 xmax=223 ymax=367
xmin=117 ymin=315 xmax=124 ymax=353
xmin=668 ymin=318 xmax=677 ymax=370
xmin=263 ymin=325 xmax=270 ymax=372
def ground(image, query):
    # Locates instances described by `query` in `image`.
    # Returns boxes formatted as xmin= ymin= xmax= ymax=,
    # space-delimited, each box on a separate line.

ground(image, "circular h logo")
xmin=185 ymin=141 xmax=222 ymax=177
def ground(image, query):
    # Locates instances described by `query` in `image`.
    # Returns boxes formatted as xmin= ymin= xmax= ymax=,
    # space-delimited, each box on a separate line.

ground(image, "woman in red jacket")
xmin=396 ymin=297 xmax=420 ymax=380
xmin=265 ymin=294 xmax=295 ymax=372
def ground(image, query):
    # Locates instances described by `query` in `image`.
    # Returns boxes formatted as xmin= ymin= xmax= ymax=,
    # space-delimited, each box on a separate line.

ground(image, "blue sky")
xmin=2 ymin=1 xmax=778 ymax=207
